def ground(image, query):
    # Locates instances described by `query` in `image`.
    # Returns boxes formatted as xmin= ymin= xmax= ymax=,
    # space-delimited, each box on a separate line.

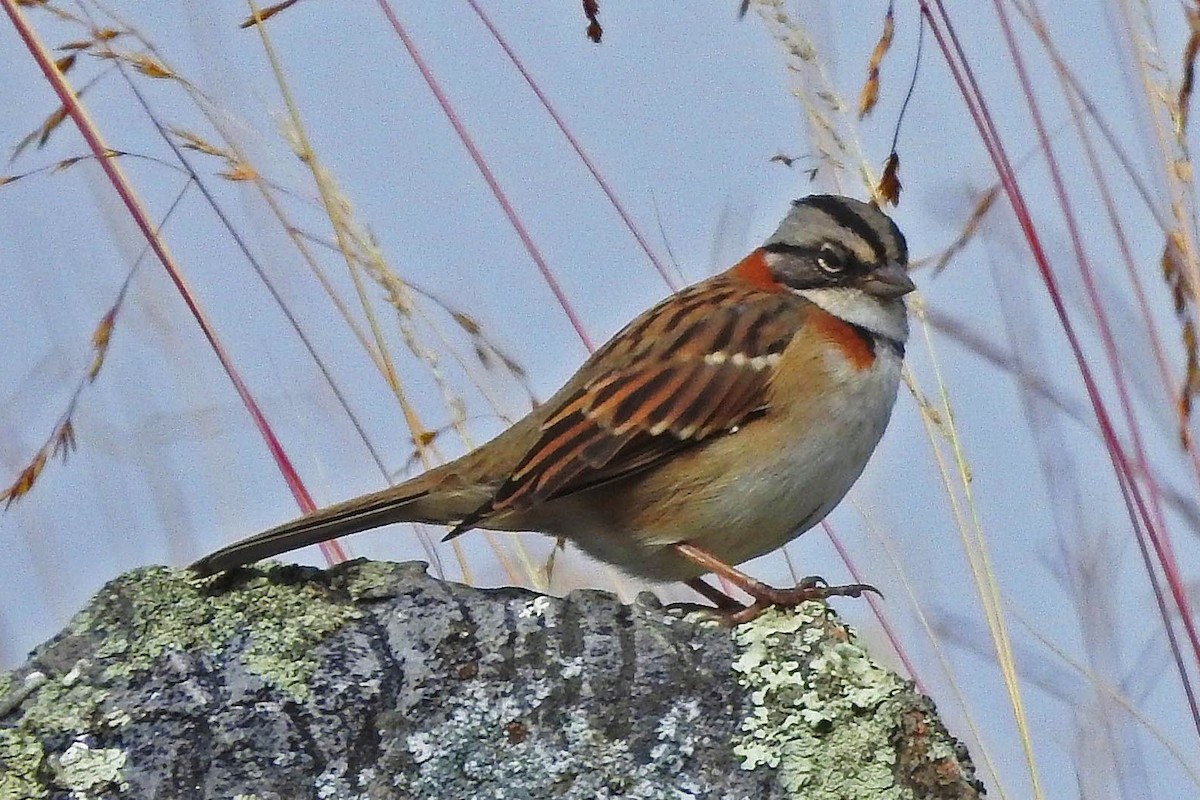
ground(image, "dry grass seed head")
xmin=21 ymin=104 xmax=69 ymax=154
xmin=88 ymin=309 xmax=117 ymax=381
xmin=1177 ymin=7 xmax=1200 ymax=135
xmin=876 ymin=151 xmax=901 ymax=205
xmin=858 ymin=2 xmax=895 ymax=119
xmin=1 ymin=451 xmax=48 ymax=509
xmin=240 ymin=0 xmax=303 ymax=29
xmin=1160 ymin=226 xmax=1200 ymax=435
xmin=170 ymin=128 xmax=232 ymax=160
xmin=219 ymin=161 xmax=259 ymax=182
xmin=918 ymin=187 xmax=998 ymax=275
xmin=583 ymin=0 xmax=602 ymax=43
xmin=120 ymin=52 xmax=173 ymax=79
xmin=53 ymin=420 xmax=77 ymax=460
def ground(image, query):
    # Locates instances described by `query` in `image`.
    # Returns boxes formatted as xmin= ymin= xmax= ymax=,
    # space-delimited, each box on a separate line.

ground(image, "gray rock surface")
xmin=0 ymin=560 xmax=984 ymax=799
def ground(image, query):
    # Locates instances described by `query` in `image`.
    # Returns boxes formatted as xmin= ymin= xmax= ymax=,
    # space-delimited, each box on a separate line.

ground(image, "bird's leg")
xmin=662 ymin=577 xmax=745 ymax=620
xmin=673 ymin=542 xmax=880 ymax=624
xmin=684 ymin=577 xmax=745 ymax=610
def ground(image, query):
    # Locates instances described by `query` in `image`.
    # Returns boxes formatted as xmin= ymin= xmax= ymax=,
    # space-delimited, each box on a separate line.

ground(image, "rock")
xmin=0 ymin=560 xmax=983 ymax=799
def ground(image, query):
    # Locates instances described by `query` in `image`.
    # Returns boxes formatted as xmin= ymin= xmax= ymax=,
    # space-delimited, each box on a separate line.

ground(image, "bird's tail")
xmin=188 ymin=478 xmax=479 ymax=576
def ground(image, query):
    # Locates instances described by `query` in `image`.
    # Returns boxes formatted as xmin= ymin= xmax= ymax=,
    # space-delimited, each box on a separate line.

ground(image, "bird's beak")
xmin=860 ymin=262 xmax=915 ymax=299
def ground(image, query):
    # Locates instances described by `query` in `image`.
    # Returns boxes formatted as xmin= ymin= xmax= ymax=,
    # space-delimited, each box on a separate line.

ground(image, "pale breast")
xmin=673 ymin=332 xmax=904 ymax=566
xmin=547 ymin=325 xmax=905 ymax=583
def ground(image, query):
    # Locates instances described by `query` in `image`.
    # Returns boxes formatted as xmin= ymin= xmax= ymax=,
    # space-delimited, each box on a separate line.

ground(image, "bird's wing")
xmin=448 ymin=281 xmax=805 ymax=535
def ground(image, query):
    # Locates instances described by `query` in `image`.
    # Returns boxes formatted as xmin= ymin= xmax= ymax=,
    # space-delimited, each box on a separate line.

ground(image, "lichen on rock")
xmin=0 ymin=560 xmax=982 ymax=799
xmin=733 ymin=604 xmax=981 ymax=799
xmin=77 ymin=565 xmax=363 ymax=700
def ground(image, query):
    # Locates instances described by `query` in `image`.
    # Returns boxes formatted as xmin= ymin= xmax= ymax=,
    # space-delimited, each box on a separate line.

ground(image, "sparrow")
xmin=191 ymin=194 xmax=914 ymax=623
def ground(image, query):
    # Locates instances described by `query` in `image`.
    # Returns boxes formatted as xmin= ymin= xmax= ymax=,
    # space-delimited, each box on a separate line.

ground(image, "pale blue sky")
xmin=2 ymin=2 xmax=1197 ymax=796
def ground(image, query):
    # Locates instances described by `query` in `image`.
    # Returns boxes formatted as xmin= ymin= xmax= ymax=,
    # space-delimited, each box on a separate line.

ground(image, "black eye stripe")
xmin=888 ymin=218 xmax=909 ymax=263
xmin=760 ymin=242 xmax=820 ymax=257
xmin=799 ymin=195 xmax=888 ymax=262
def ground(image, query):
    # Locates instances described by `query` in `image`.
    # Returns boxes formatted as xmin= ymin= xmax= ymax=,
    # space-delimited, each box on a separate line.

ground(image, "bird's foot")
xmin=676 ymin=544 xmax=880 ymax=626
xmin=720 ymin=575 xmax=880 ymax=625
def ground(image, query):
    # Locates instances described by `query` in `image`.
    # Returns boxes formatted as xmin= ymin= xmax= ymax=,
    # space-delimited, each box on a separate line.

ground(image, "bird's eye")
xmin=816 ymin=243 xmax=848 ymax=275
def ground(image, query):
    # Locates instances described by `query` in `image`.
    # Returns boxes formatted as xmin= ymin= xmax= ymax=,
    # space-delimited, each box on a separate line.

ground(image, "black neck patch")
xmin=847 ymin=319 xmax=905 ymax=359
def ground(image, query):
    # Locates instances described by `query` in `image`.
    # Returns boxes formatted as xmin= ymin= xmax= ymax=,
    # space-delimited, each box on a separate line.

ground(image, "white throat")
xmin=795 ymin=287 xmax=910 ymax=344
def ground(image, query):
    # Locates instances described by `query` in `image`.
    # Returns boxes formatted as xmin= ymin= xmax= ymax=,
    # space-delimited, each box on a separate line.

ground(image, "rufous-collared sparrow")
xmin=191 ymin=194 xmax=914 ymax=622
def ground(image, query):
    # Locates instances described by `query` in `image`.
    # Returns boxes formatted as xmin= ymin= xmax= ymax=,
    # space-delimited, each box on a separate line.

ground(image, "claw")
xmin=675 ymin=543 xmax=881 ymax=625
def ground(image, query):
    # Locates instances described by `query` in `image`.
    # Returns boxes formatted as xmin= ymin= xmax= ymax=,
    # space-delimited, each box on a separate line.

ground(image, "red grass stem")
xmin=2 ymin=0 xmax=347 ymax=565
xmin=985 ymin=0 xmax=1195 ymax=661
xmin=377 ymin=0 xmax=596 ymax=351
xmin=921 ymin=0 xmax=1200 ymax=741
xmin=463 ymin=0 xmax=680 ymax=292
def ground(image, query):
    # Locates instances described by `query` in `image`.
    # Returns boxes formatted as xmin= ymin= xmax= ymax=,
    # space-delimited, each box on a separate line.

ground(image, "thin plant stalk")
xmin=1 ymin=0 xmax=348 ymax=567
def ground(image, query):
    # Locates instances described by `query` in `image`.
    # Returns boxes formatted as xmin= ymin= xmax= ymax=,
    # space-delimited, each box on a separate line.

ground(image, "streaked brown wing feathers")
xmin=480 ymin=283 xmax=803 ymax=515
